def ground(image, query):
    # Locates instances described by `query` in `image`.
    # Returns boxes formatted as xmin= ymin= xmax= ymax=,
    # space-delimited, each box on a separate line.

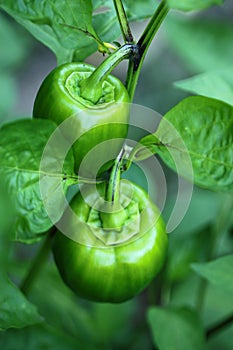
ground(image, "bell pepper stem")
xmin=79 ymin=44 xmax=137 ymax=104
xmin=20 ymin=227 xmax=56 ymax=296
xmin=113 ymin=0 xmax=134 ymax=43
xmin=126 ymin=0 xmax=169 ymax=101
xmin=106 ymin=147 xmax=126 ymax=204
xmin=100 ymin=147 xmax=128 ymax=230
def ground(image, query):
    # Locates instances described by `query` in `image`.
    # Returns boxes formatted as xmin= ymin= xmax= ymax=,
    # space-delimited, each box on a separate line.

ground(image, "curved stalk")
xmin=20 ymin=228 xmax=56 ymax=296
xmin=113 ymin=0 xmax=134 ymax=43
xmin=79 ymin=44 xmax=137 ymax=103
xmin=126 ymin=0 xmax=169 ymax=101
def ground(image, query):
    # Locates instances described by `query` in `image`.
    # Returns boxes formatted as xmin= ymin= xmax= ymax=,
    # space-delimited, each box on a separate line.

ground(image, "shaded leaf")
xmin=175 ymin=67 xmax=233 ymax=106
xmin=167 ymin=0 xmax=224 ymax=12
xmin=165 ymin=17 xmax=233 ymax=72
xmin=0 ymin=277 xmax=42 ymax=330
xmin=165 ymin=224 xmax=211 ymax=283
xmin=0 ymin=324 xmax=81 ymax=350
xmin=192 ymin=254 xmax=233 ymax=293
xmin=0 ymin=119 xmax=75 ymax=243
xmin=147 ymin=306 xmax=205 ymax=350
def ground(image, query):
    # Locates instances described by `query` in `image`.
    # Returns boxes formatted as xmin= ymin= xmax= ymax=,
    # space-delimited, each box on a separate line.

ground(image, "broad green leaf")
xmin=0 ymin=276 xmax=42 ymax=330
xmin=192 ymin=254 xmax=233 ymax=293
xmin=0 ymin=324 xmax=81 ymax=350
xmin=0 ymin=0 xmax=159 ymax=64
xmin=175 ymin=67 xmax=233 ymax=106
xmin=147 ymin=306 xmax=205 ymax=350
xmin=165 ymin=17 xmax=233 ymax=72
xmin=0 ymin=119 xmax=75 ymax=243
xmin=167 ymin=0 xmax=224 ymax=12
xmin=140 ymin=96 xmax=233 ymax=192
xmin=0 ymin=0 xmax=99 ymax=64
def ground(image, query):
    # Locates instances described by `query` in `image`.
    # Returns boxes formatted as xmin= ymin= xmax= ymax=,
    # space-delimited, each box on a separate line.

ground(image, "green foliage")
xmin=139 ymin=96 xmax=233 ymax=192
xmin=147 ymin=306 xmax=205 ymax=350
xmin=165 ymin=16 xmax=233 ymax=72
xmin=0 ymin=119 xmax=75 ymax=243
xmin=167 ymin=0 xmax=224 ymax=12
xmin=175 ymin=67 xmax=233 ymax=106
xmin=0 ymin=277 xmax=42 ymax=331
xmin=0 ymin=324 xmax=82 ymax=350
xmin=0 ymin=0 xmax=158 ymax=64
xmin=192 ymin=255 xmax=233 ymax=293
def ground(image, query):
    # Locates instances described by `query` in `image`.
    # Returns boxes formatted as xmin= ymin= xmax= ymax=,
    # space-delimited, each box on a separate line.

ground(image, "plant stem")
xmin=126 ymin=0 xmax=169 ymax=101
xmin=20 ymin=227 xmax=56 ymax=296
xmin=100 ymin=147 xmax=127 ymax=230
xmin=206 ymin=312 xmax=233 ymax=339
xmin=79 ymin=44 xmax=137 ymax=104
xmin=196 ymin=195 xmax=233 ymax=311
xmin=113 ymin=0 xmax=134 ymax=43
xmin=106 ymin=147 xmax=126 ymax=204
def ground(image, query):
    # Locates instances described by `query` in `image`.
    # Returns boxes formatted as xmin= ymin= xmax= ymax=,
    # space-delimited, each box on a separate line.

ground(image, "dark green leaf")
xmin=0 ymin=324 xmax=81 ymax=350
xmin=175 ymin=67 xmax=233 ymax=106
xmin=192 ymin=254 xmax=233 ymax=293
xmin=165 ymin=224 xmax=211 ymax=283
xmin=167 ymin=0 xmax=224 ymax=12
xmin=0 ymin=182 xmax=14 ymax=268
xmin=147 ymin=306 xmax=205 ymax=350
xmin=165 ymin=17 xmax=233 ymax=72
xmin=0 ymin=119 xmax=75 ymax=243
xmin=145 ymin=96 xmax=233 ymax=192
xmin=0 ymin=277 xmax=42 ymax=330
xmin=16 ymin=261 xmax=136 ymax=348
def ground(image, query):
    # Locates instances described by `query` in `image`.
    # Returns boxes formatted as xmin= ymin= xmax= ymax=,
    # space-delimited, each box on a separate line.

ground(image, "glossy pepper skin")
xmin=33 ymin=62 xmax=129 ymax=177
xmin=53 ymin=180 xmax=168 ymax=303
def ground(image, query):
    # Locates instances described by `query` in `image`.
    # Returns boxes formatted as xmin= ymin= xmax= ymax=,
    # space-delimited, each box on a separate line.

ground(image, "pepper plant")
xmin=0 ymin=1 xmax=233 ymax=349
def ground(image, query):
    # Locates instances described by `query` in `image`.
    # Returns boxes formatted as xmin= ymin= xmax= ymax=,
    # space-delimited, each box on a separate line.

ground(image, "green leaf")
xmin=165 ymin=224 xmax=211 ymax=283
xmin=0 ymin=276 xmax=42 ymax=330
xmin=175 ymin=67 xmax=233 ymax=106
xmin=147 ymin=306 xmax=205 ymax=350
xmin=0 ymin=119 xmax=75 ymax=243
xmin=0 ymin=0 xmax=99 ymax=64
xmin=0 ymin=324 xmax=81 ymax=350
xmin=191 ymin=254 xmax=233 ymax=293
xmin=0 ymin=182 xmax=14 ymax=269
xmin=167 ymin=0 xmax=224 ymax=12
xmin=16 ymin=261 xmax=136 ymax=348
xmin=146 ymin=96 xmax=233 ymax=192
xmin=165 ymin=17 xmax=233 ymax=72
xmin=0 ymin=0 xmax=159 ymax=64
